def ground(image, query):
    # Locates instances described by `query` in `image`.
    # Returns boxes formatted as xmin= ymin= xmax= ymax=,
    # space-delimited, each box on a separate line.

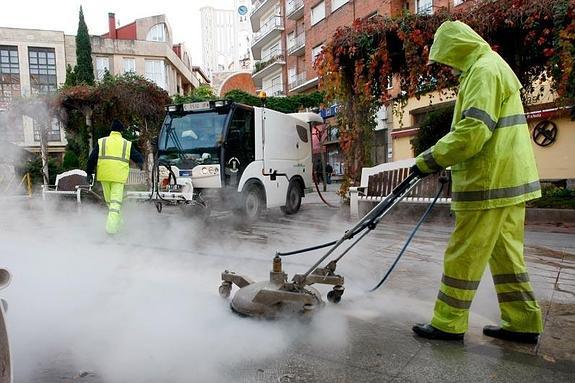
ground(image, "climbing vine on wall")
xmin=316 ymin=0 xmax=575 ymax=191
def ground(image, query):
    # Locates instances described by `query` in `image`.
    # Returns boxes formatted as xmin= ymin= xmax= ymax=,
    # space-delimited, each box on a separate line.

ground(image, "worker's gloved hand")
xmin=410 ymin=164 xmax=429 ymax=178
xmin=86 ymin=174 xmax=93 ymax=185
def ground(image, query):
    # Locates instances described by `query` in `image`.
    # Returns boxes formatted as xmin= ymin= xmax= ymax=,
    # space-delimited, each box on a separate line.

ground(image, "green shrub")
xmin=24 ymin=157 xmax=61 ymax=185
xmin=411 ymin=106 xmax=453 ymax=156
xmin=528 ymin=185 xmax=575 ymax=209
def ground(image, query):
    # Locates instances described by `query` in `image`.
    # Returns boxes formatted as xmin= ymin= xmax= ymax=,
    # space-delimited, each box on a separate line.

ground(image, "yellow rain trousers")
xmin=431 ymin=203 xmax=543 ymax=334
xmin=414 ymin=21 xmax=543 ymax=334
xmin=101 ymin=182 xmax=125 ymax=235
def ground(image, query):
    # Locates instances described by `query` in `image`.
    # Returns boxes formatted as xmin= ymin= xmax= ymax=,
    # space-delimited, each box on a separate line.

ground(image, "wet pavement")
xmin=0 ymin=187 xmax=573 ymax=382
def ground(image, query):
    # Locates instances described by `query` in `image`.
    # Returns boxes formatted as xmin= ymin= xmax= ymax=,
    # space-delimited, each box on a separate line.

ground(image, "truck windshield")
xmin=158 ymin=111 xmax=227 ymax=165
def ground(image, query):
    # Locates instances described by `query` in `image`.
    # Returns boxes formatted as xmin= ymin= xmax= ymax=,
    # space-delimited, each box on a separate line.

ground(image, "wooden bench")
xmin=349 ymin=159 xmax=452 ymax=218
xmin=41 ymin=169 xmax=91 ymax=204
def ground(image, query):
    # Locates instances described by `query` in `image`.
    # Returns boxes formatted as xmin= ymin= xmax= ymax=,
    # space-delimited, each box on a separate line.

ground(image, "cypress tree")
xmin=74 ymin=6 xmax=94 ymax=85
xmin=64 ymin=64 xmax=77 ymax=87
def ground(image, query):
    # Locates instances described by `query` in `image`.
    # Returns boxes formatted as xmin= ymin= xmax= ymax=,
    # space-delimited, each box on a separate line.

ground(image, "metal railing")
xmin=253 ymin=49 xmax=286 ymax=74
xmin=251 ymin=0 xmax=274 ymax=16
xmin=127 ymin=169 xmax=147 ymax=185
xmin=252 ymin=16 xmax=284 ymax=46
xmin=264 ymin=84 xmax=285 ymax=97
xmin=288 ymin=71 xmax=308 ymax=89
xmin=286 ymin=0 xmax=304 ymax=16
xmin=287 ymin=32 xmax=305 ymax=55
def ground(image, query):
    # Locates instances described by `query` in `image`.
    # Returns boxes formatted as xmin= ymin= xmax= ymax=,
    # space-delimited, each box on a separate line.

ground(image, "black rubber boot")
xmin=412 ymin=323 xmax=464 ymax=341
xmin=483 ymin=325 xmax=539 ymax=344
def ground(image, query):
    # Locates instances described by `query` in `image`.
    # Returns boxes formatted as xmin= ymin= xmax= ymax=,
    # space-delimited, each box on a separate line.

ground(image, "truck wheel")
xmin=283 ymin=181 xmax=302 ymax=215
xmin=242 ymin=184 xmax=264 ymax=221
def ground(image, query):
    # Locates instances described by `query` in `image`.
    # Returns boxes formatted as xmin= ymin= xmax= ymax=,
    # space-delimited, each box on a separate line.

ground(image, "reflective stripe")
xmin=437 ymin=291 xmax=472 ymax=309
xmin=101 ymin=138 xmax=107 ymax=156
xmin=462 ymin=107 xmax=496 ymax=131
xmin=99 ymin=156 xmax=130 ymax=164
xmin=109 ymin=208 xmax=121 ymax=214
xmin=497 ymin=291 xmax=536 ymax=303
xmin=493 ymin=273 xmax=530 ymax=284
xmin=497 ymin=114 xmax=527 ymax=129
xmin=452 ymin=180 xmax=540 ymax=202
xmin=121 ymin=141 xmax=128 ymax=160
xmin=442 ymin=275 xmax=480 ymax=290
xmin=423 ymin=149 xmax=440 ymax=171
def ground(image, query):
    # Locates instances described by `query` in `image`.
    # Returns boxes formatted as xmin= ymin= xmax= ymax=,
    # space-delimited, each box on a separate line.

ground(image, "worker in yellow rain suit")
xmin=87 ymin=119 xmax=144 ymax=234
xmin=411 ymin=21 xmax=542 ymax=344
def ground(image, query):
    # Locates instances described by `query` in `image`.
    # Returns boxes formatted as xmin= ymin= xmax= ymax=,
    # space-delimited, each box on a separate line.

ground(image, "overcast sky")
xmin=0 ymin=0 xmax=236 ymax=67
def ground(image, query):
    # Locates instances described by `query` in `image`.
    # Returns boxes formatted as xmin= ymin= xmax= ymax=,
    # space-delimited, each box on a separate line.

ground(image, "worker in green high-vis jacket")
xmin=87 ymin=119 xmax=143 ymax=235
xmin=411 ymin=21 xmax=543 ymax=344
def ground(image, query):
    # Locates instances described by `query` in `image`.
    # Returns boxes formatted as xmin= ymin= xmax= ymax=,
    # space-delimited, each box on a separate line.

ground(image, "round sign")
xmin=238 ymin=5 xmax=248 ymax=15
xmin=532 ymin=120 xmax=558 ymax=147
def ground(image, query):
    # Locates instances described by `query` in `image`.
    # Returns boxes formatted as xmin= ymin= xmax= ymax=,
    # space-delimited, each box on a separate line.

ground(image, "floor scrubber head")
xmin=219 ymin=256 xmax=343 ymax=319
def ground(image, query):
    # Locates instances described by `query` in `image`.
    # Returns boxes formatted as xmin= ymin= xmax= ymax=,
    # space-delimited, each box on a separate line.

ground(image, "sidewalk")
xmin=304 ymin=181 xmax=344 ymax=207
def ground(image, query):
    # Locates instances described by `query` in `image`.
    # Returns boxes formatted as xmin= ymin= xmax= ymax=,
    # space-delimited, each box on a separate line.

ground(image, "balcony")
xmin=250 ymin=0 xmax=278 ymax=31
xmin=251 ymin=16 xmax=284 ymax=60
xmin=264 ymin=83 xmax=285 ymax=97
xmin=286 ymin=0 xmax=304 ymax=20
xmin=287 ymin=32 xmax=305 ymax=56
xmin=252 ymin=50 xmax=286 ymax=86
xmin=288 ymin=71 xmax=319 ymax=94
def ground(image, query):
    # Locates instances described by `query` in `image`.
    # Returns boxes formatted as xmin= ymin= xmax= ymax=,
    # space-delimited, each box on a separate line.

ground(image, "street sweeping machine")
xmin=127 ymin=100 xmax=323 ymax=220
xmin=219 ymin=172 xmax=448 ymax=318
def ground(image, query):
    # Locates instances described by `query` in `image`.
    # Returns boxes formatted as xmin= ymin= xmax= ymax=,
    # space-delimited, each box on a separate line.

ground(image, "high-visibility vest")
xmin=97 ymin=131 xmax=131 ymax=183
xmin=416 ymin=21 xmax=540 ymax=211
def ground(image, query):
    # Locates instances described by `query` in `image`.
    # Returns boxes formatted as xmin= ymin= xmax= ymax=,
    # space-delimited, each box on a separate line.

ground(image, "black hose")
xmin=312 ymin=172 xmax=338 ymax=208
xmin=276 ymin=240 xmax=338 ymax=257
xmin=369 ymin=179 xmax=446 ymax=292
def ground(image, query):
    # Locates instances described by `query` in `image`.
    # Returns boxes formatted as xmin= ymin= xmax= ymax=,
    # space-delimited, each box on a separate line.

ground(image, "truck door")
xmin=223 ymin=107 xmax=255 ymax=187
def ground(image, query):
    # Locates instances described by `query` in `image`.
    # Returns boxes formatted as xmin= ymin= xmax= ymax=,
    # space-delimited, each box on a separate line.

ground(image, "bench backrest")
xmin=366 ymin=168 xmax=452 ymax=200
xmin=54 ymin=169 xmax=87 ymax=191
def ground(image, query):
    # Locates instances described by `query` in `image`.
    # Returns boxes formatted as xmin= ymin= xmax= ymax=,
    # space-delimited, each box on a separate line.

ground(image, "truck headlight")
xmin=201 ymin=167 xmax=208 ymax=175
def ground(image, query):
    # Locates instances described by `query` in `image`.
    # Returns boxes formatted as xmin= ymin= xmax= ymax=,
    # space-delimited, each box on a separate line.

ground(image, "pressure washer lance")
xmin=219 ymin=172 xmax=448 ymax=318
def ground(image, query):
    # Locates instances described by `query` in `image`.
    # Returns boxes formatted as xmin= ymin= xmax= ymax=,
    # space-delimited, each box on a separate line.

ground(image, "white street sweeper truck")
xmin=127 ymin=100 xmax=323 ymax=220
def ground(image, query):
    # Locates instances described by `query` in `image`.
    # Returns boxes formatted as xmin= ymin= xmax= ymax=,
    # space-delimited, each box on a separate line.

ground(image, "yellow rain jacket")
xmin=415 ymin=21 xmax=541 ymax=210
xmin=96 ymin=131 xmax=132 ymax=183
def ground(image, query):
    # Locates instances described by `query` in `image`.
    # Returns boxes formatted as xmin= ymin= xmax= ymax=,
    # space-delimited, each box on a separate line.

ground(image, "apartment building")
xmin=249 ymin=1 xmax=575 ymax=184
xmin=201 ymin=0 xmax=254 ymax=80
xmin=86 ymin=13 xmax=199 ymax=95
xmin=0 ymin=13 xmax=201 ymax=159
xmin=0 ymin=28 xmax=69 ymax=157
xmin=249 ymin=0 xmax=451 ymax=171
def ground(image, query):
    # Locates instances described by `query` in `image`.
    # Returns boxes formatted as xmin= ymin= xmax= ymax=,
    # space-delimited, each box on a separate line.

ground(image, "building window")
xmin=366 ymin=11 xmax=379 ymax=19
xmin=28 ymin=47 xmax=57 ymax=95
xmin=95 ymin=57 xmax=110 ymax=80
xmin=123 ymin=58 xmax=136 ymax=73
xmin=147 ymin=23 xmax=167 ymax=42
xmin=311 ymin=1 xmax=326 ymax=25
xmin=0 ymin=111 xmax=24 ymax=143
xmin=0 ymin=46 xmax=20 ymax=108
xmin=417 ymin=0 xmax=433 ymax=14
xmin=312 ymin=44 xmax=323 ymax=64
xmin=145 ymin=59 xmax=166 ymax=90
xmin=33 ymin=118 xmax=61 ymax=142
xmin=331 ymin=0 xmax=349 ymax=12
